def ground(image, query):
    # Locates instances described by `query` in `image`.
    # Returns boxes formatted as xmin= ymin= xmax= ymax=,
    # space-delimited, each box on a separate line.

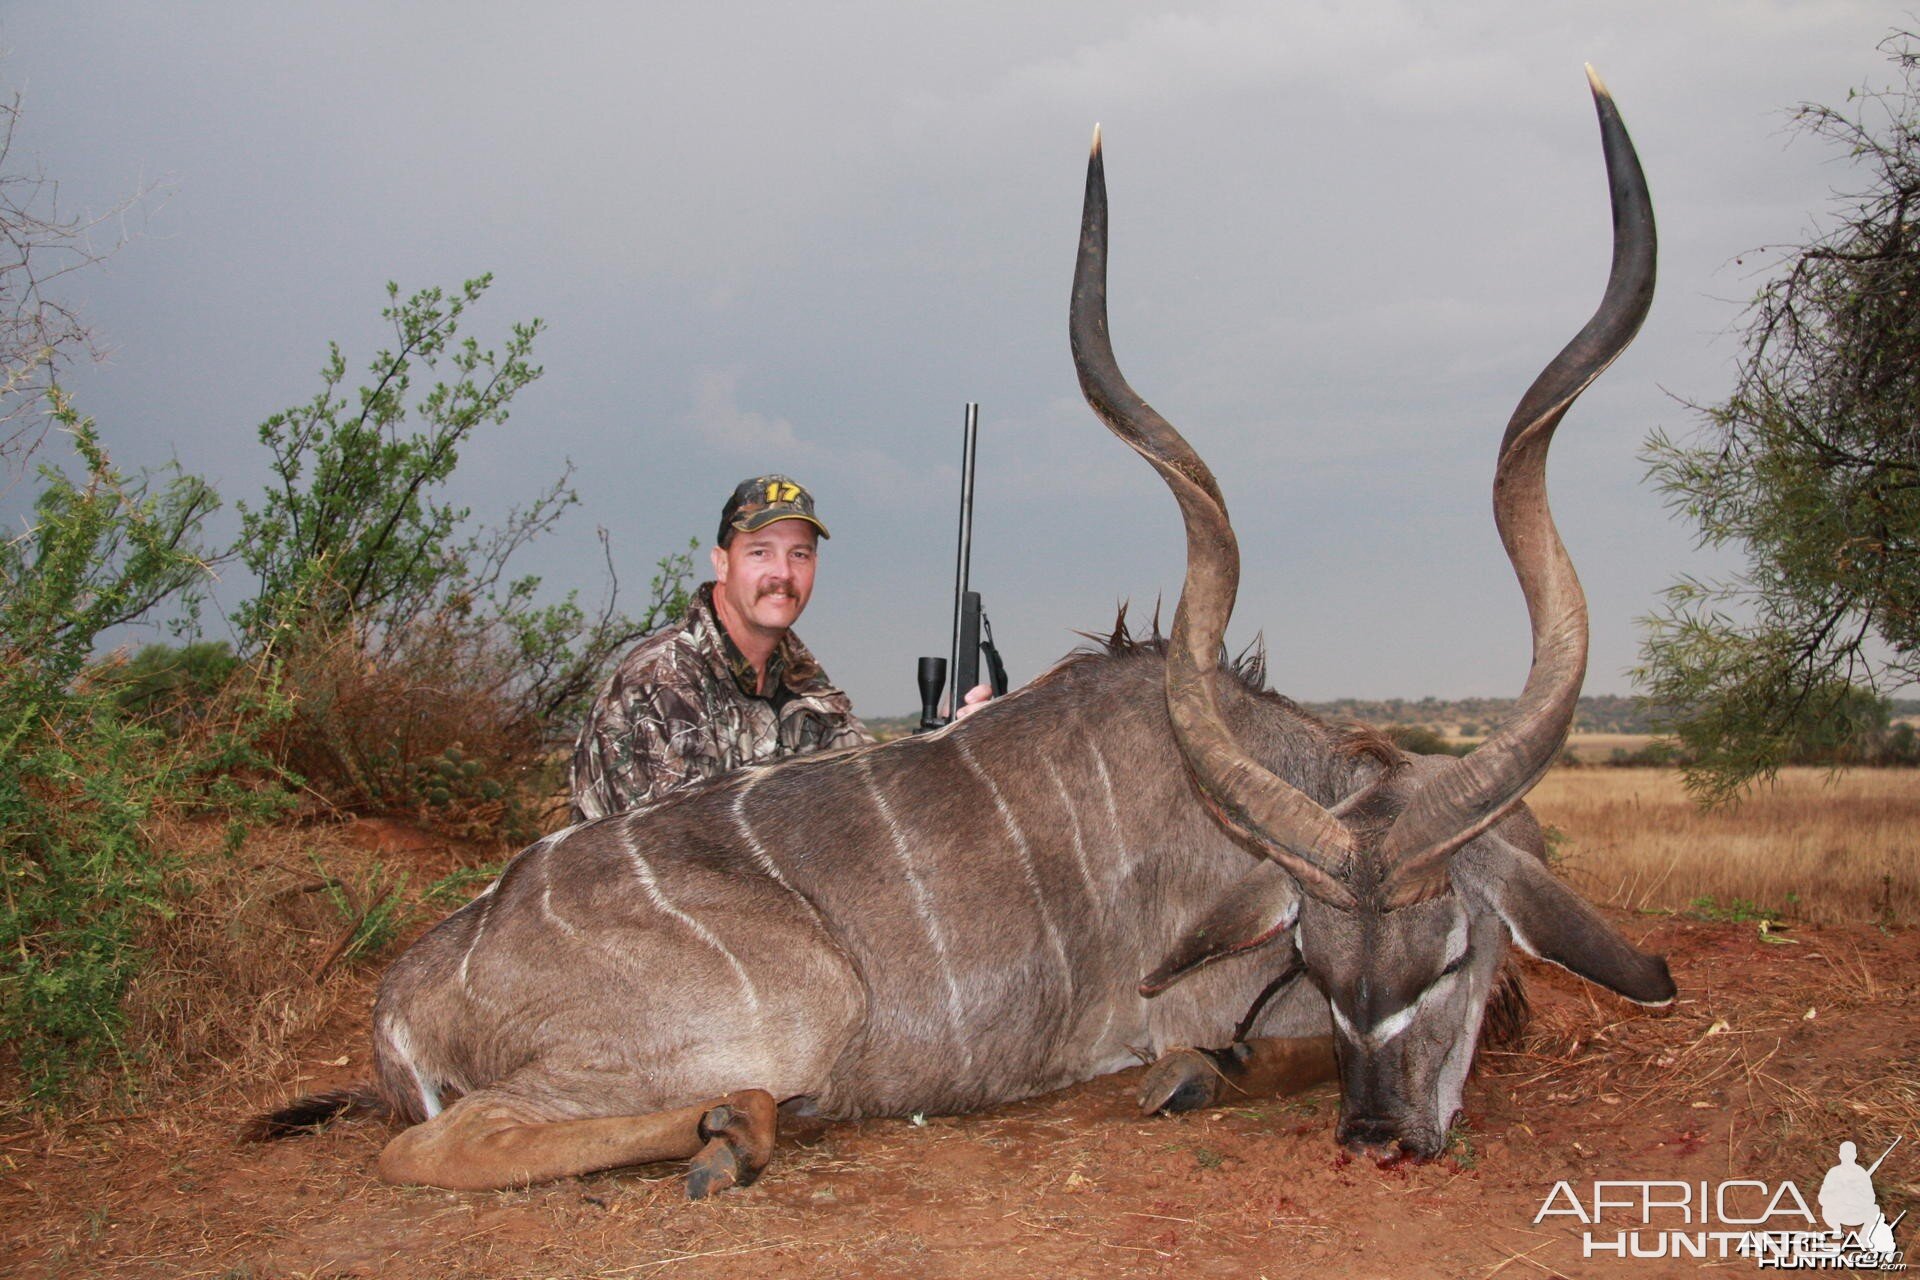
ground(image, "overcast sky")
xmin=1 ymin=2 xmax=1902 ymax=714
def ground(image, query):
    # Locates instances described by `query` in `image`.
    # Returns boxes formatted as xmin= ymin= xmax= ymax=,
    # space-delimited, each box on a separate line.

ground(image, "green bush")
xmin=1605 ymin=739 xmax=1682 ymax=768
xmin=0 ymin=404 xmax=287 ymax=1105
xmin=1383 ymin=724 xmax=1469 ymax=757
xmin=231 ymin=276 xmax=693 ymax=827
xmin=98 ymin=640 xmax=240 ymax=727
xmin=1605 ymin=688 xmax=1916 ymax=771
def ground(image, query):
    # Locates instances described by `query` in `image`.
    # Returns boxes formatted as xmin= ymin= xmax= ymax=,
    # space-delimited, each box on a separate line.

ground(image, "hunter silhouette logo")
xmin=1816 ymin=1140 xmax=1903 ymax=1260
xmin=1532 ymin=1135 xmax=1907 ymax=1267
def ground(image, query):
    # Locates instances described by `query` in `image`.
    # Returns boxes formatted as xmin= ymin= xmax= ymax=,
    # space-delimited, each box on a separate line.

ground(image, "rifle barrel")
xmin=947 ymin=403 xmax=979 ymax=712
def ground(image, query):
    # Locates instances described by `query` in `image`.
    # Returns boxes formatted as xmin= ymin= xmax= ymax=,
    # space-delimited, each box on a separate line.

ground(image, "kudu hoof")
xmin=1140 ymin=1047 xmax=1232 ymax=1115
xmin=686 ymin=1090 xmax=777 ymax=1200
xmin=686 ymin=1139 xmax=743 ymax=1200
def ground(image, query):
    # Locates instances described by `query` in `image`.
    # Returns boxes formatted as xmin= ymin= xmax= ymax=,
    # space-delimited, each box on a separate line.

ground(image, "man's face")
xmin=711 ymin=519 xmax=818 ymax=640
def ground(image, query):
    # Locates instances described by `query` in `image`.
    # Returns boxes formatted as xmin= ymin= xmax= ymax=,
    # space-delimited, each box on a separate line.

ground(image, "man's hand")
xmin=954 ymin=683 xmax=993 ymax=720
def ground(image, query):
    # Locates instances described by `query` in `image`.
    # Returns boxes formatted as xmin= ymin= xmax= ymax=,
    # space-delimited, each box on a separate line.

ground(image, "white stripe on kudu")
xmin=860 ymin=757 xmax=973 ymax=1070
xmin=1083 ymin=735 xmax=1128 ymax=869
xmin=1044 ymin=756 xmax=1105 ymax=918
xmin=539 ymin=856 xmax=579 ymax=938
xmin=458 ymin=889 xmax=497 ymax=995
xmin=731 ymin=772 xmax=832 ymax=931
xmin=620 ymin=829 xmax=761 ymax=1013
xmin=955 ymin=737 xmax=1076 ymax=1007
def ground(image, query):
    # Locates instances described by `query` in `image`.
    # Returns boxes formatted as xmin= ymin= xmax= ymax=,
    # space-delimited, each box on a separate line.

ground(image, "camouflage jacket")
xmin=568 ymin=583 xmax=871 ymax=821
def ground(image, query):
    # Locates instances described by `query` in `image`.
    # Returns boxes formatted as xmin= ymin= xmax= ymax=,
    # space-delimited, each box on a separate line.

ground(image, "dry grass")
xmin=121 ymin=821 xmax=387 ymax=1103
xmin=0 ymin=814 xmax=501 ymax=1131
xmin=269 ymin=625 xmax=562 ymax=844
xmin=1528 ymin=765 xmax=1920 ymax=925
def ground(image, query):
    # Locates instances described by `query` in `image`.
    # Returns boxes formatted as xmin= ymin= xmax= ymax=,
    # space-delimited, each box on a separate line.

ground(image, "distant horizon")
xmin=863 ymin=691 xmax=1920 ymax=725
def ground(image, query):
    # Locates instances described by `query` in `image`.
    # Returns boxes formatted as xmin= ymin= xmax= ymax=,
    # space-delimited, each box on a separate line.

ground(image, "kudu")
xmin=250 ymin=69 xmax=1673 ymax=1193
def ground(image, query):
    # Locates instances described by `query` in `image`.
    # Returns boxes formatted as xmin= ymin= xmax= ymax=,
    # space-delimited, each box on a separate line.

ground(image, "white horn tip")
xmin=1584 ymin=64 xmax=1611 ymax=97
xmin=1091 ymin=122 xmax=1102 ymax=156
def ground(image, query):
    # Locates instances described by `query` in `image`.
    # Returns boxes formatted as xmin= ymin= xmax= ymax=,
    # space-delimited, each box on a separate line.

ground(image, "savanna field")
xmin=0 ymin=757 xmax=1914 ymax=1280
xmin=1531 ymin=764 xmax=1920 ymax=926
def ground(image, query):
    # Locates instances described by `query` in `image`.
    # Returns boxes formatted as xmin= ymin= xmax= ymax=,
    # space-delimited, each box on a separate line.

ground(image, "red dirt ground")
xmin=2 ymin=824 xmax=1915 ymax=1279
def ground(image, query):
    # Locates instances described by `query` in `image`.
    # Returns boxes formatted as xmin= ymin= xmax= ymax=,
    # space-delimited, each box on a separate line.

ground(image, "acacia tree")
xmin=1638 ymin=31 xmax=1920 ymax=802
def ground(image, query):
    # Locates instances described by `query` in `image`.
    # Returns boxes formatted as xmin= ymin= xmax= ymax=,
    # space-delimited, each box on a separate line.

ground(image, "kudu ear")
xmin=1139 ymin=861 xmax=1300 ymax=997
xmin=1456 ymin=841 xmax=1676 ymax=1006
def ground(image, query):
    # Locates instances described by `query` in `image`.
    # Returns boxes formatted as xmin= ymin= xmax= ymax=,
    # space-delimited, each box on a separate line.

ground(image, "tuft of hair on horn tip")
xmin=1091 ymin=122 xmax=1102 ymax=156
xmin=1584 ymin=63 xmax=1612 ymax=99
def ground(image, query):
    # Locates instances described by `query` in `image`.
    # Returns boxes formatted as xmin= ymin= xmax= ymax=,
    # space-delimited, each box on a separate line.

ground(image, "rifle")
xmin=917 ymin=403 xmax=1009 ymax=731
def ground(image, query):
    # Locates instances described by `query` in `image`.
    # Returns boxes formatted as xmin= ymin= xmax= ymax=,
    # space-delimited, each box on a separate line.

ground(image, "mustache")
xmin=755 ymin=580 xmax=798 ymax=600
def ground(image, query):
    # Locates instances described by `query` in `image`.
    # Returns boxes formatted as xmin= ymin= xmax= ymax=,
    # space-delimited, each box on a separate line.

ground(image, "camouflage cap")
xmin=718 ymin=475 xmax=830 ymax=545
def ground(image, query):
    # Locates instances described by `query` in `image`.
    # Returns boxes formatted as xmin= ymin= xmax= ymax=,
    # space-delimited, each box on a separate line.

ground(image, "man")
xmin=568 ymin=475 xmax=872 ymax=821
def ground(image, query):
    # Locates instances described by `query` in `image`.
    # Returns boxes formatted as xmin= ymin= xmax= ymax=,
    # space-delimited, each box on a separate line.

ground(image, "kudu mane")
xmin=1068 ymin=605 xmax=1401 ymax=769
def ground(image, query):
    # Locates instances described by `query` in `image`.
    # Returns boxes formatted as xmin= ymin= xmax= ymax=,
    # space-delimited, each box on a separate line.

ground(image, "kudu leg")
xmin=376 ymin=1088 xmax=779 ymax=1194
xmin=1140 ymin=1037 xmax=1337 ymax=1115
